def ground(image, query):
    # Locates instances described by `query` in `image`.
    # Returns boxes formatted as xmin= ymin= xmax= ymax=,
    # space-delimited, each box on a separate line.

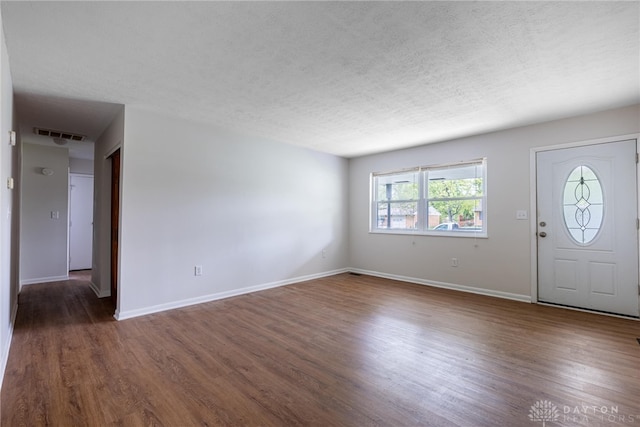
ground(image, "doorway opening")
xmin=69 ymin=173 xmax=94 ymax=272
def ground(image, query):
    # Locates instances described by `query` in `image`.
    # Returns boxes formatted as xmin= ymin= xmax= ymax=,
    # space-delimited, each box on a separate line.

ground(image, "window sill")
xmin=369 ymin=229 xmax=488 ymax=238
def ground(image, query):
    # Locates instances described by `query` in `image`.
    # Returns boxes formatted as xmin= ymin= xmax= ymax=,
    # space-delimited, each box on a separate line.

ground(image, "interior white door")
xmin=69 ymin=174 xmax=94 ymax=271
xmin=537 ymin=139 xmax=639 ymax=317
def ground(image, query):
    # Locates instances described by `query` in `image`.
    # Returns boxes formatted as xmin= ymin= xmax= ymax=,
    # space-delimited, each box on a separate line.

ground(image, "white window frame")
xmin=370 ymin=159 xmax=487 ymax=237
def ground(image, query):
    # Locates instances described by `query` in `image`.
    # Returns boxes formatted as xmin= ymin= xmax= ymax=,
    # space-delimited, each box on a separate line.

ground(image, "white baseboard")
xmin=349 ymin=268 xmax=531 ymax=303
xmin=0 ymin=300 xmax=18 ymax=391
xmin=115 ymin=268 xmax=349 ymax=321
xmin=89 ymin=281 xmax=110 ymax=298
xmin=20 ymin=275 xmax=69 ymax=286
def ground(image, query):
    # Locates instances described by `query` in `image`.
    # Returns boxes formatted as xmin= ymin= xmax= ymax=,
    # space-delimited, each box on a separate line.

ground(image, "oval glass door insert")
xmin=562 ymin=165 xmax=604 ymax=245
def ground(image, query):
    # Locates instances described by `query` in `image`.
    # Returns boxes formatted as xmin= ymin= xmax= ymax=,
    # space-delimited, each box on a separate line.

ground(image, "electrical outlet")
xmin=194 ymin=265 xmax=203 ymax=276
xmin=451 ymin=258 xmax=458 ymax=267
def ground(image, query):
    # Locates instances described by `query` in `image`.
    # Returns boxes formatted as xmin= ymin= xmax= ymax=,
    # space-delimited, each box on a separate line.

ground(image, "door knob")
xmin=539 ymin=231 xmax=547 ymax=237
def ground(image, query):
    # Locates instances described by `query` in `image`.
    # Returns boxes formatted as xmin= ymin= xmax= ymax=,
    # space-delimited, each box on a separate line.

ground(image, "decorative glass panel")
xmin=562 ymin=165 xmax=603 ymax=244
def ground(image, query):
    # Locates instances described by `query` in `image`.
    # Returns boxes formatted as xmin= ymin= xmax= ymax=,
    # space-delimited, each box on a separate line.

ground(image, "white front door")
xmin=537 ymin=139 xmax=639 ymax=317
xmin=69 ymin=174 xmax=94 ymax=271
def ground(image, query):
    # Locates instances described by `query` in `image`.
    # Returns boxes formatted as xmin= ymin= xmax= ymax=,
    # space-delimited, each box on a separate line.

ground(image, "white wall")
xmin=19 ymin=143 xmax=69 ymax=284
xmin=91 ymin=107 xmax=123 ymax=297
xmin=349 ymin=104 xmax=640 ymax=300
xmin=0 ymin=7 xmax=17 ymax=389
xmin=69 ymin=157 xmax=94 ymax=175
xmin=115 ymin=107 xmax=349 ymax=319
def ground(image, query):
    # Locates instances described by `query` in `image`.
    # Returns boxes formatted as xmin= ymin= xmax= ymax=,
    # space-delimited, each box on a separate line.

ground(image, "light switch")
xmin=50 ymin=211 xmax=59 ymax=219
xmin=516 ymin=210 xmax=528 ymax=220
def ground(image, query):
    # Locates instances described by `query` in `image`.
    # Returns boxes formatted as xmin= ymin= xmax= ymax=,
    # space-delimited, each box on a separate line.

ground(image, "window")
xmin=373 ymin=170 xmax=420 ymax=230
xmin=371 ymin=159 xmax=486 ymax=236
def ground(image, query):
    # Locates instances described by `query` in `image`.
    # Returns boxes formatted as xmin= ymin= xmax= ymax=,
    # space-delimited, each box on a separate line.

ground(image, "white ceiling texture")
xmin=1 ymin=1 xmax=638 ymax=159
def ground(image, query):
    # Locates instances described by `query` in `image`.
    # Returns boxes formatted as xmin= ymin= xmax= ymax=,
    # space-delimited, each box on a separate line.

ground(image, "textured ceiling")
xmin=2 ymin=1 xmax=639 ymax=158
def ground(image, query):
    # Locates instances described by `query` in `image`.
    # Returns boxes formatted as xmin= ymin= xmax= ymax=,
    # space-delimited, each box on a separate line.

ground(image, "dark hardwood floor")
xmin=2 ymin=272 xmax=639 ymax=426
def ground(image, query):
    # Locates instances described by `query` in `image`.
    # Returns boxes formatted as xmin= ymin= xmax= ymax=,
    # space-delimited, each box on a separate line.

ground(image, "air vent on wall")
xmin=33 ymin=127 xmax=86 ymax=142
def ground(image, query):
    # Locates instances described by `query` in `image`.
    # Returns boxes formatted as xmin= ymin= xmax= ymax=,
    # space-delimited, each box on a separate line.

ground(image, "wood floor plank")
xmin=2 ymin=272 xmax=639 ymax=426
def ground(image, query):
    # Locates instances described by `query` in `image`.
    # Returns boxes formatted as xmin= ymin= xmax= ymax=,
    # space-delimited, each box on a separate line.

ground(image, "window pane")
xmin=581 ymin=166 xmax=598 ymax=182
xmin=585 ymin=180 xmax=603 ymax=204
xmin=429 ymin=177 xmax=483 ymax=198
xmin=377 ymin=202 xmax=418 ymax=229
xmin=428 ymin=164 xmax=483 ymax=198
xmin=563 ymin=206 xmax=580 ymax=229
xmin=376 ymin=172 xmax=419 ymax=201
xmin=583 ymin=228 xmax=599 ymax=243
xmin=427 ymin=199 xmax=482 ymax=231
xmin=567 ymin=166 xmax=582 ymax=182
